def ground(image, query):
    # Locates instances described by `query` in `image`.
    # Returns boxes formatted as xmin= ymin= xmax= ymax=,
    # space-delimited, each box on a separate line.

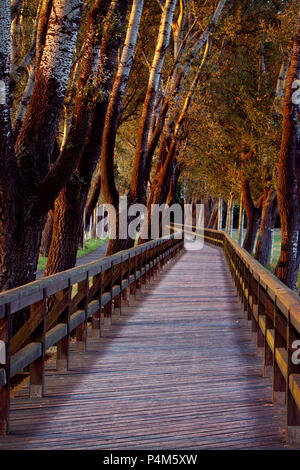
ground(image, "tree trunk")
xmin=0 ymin=0 xmax=85 ymax=295
xmin=238 ymin=193 xmax=244 ymax=245
xmin=46 ymin=0 xmax=129 ymax=275
xmin=217 ymin=198 xmax=223 ymax=230
xmin=0 ymin=1 xmax=21 ymax=290
xmin=275 ymin=12 xmax=300 ymax=288
xmin=208 ymin=200 xmax=218 ymax=229
xmin=254 ymin=188 xmax=277 ymax=267
xmin=129 ymin=0 xmax=177 ymax=206
xmin=226 ymin=193 xmax=234 ymax=236
xmin=40 ymin=209 xmax=54 ymax=256
xmin=12 ymin=63 xmax=35 ymax=141
xmin=241 ymin=174 xmax=261 ymax=254
xmin=85 ymin=167 xmax=102 ymax=229
xmin=45 ymin=180 xmax=87 ymax=273
xmin=101 ymin=0 xmax=145 ymax=213
xmin=204 ymin=196 xmax=212 ymax=227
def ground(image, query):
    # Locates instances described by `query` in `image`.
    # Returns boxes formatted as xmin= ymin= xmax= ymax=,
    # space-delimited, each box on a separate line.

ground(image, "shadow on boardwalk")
xmin=0 ymin=242 xmax=293 ymax=449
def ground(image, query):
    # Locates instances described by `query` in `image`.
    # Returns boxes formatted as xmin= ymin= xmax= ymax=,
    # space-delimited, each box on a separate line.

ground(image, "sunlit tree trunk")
xmin=254 ymin=188 xmax=277 ymax=267
xmin=100 ymin=0 xmax=145 ymax=256
xmin=238 ymin=193 xmax=244 ymax=245
xmin=225 ymin=192 xmax=234 ymax=237
xmin=144 ymin=0 xmax=227 ymax=190
xmin=85 ymin=167 xmax=102 ymax=229
xmin=208 ymin=199 xmax=218 ymax=229
xmin=39 ymin=209 xmax=54 ymax=256
xmin=0 ymin=1 xmax=20 ymax=290
xmin=275 ymin=12 xmax=300 ymax=288
xmin=12 ymin=64 xmax=35 ymax=140
xmin=217 ymin=198 xmax=223 ymax=230
xmin=129 ymin=0 xmax=177 ymax=207
xmin=241 ymin=173 xmax=261 ymax=254
xmin=0 ymin=0 xmax=84 ymax=293
xmin=46 ymin=0 xmax=133 ymax=274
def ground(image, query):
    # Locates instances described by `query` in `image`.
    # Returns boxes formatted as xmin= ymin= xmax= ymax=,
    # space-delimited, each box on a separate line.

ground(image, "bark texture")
xmin=254 ymin=188 xmax=277 ymax=267
xmin=275 ymin=12 xmax=300 ymax=288
xmin=46 ymin=0 xmax=129 ymax=275
xmin=0 ymin=0 xmax=84 ymax=293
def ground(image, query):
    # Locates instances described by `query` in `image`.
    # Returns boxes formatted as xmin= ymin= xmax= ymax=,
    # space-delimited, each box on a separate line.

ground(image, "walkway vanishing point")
xmin=0 ymin=229 xmax=300 ymax=450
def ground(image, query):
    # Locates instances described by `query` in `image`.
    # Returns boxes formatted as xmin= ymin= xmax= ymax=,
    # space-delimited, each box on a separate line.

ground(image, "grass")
xmin=231 ymin=228 xmax=300 ymax=290
xmin=37 ymin=237 xmax=108 ymax=272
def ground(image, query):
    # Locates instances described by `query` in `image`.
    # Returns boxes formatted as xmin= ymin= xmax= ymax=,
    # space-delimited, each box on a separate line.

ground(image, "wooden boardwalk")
xmin=0 ymin=243 xmax=292 ymax=449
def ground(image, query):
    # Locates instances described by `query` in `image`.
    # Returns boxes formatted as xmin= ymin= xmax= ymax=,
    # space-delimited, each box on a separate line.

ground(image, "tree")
xmin=275 ymin=10 xmax=300 ymax=289
xmin=45 ymin=0 xmax=129 ymax=275
xmin=0 ymin=0 xmax=85 ymax=294
xmin=101 ymin=0 xmax=177 ymax=256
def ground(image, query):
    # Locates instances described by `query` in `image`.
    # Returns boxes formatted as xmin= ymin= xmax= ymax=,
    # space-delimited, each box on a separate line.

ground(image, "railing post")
xmin=76 ymin=272 xmax=89 ymax=351
xmin=114 ymin=257 xmax=123 ymax=317
xmin=56 ymin=282 xmax=71 ymax=370
xmin=263 ymin=313 xmax=273 ymax=378
xmin=103 ymin=263 xmax=113 ymax=326
xmin=250 ymin=279 xmax=258 ymax=341
xmin=141 ymin=249 xmax=147 ymax=288
xmin=153 ymin=243 xmax=159 ymax=279
xmin=286 ymin=311 xmax=300 ymax=443
xmin=272 ymin=296 xmax=286 ymax=404
xmin=121 ymin=255 xmax=129 ymax=306
xmin=0 ymin=304 xmax=11 ymax=435
xmin=98 ymin=269 xmax=103 ymax=337
xmin=29 ymin=289 xmax=47 ymax=397
xmin=256 ymin=280 xmax=264 ymax=356
xmin=136 ymin=249 xmax=142 ymax=290
xmin=91 ymin=273 xmax=101 ymax=337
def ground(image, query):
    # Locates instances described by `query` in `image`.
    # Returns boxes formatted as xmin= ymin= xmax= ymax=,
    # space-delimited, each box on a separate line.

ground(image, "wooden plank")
xmin=0 ymin=245 xmax=294 ymax=450
xmin=45 ymin=324 xmax=68 ymax=350
xmin=290 ymin=375 xmax=300 ymax=411
xmin=275 ymin=347 xmax=288 ymax=380
xmin=10 ymin=343 xmax=42 ymax=378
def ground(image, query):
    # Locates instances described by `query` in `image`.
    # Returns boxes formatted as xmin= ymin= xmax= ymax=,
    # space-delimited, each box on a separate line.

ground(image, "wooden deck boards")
xmin=0 ymin=244 xmax=294 ymax=449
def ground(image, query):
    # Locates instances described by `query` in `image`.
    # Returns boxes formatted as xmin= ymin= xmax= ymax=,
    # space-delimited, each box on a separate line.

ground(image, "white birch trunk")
xmin=227 ymin=196 xmax=231 ymax=234
xmin=146 ymin=0 xmax=227 ymax=173
xmin=0 ymin=1 xmax=12 ymax=109
xmin=101 ymin=0 xmax=144 ymax=208
xmin=238 ymin=193 xmax=244 ymax=245
xmin=218 ymin=198 xmax=223 ymax=230
xmin=274 ymin=56 xmax=290 ymax=114
xmin=38 ymin=0 xmax=84 ymax=100
xmin=176 ymin=0 xmax=227 ymax=78
xmin=229 ymin=193 xmax=234 ymax=237
xmin=115 ymin=0 xmax=144 ymax=102
xmin=173 ymin=39 xmax=210 ymax=138
xmin=269 ymin=228 xmax=275 ymax=265
xmin=0 ymin=0 xmax=14 ymax=143
xmin=12 ymin=64 xmax=35 ymax=137
xmin=130 ymin=0 xmax=177 ymax=201
xmin=10 ymin=12 xmax=20 ymax=79
xmin=60 ymin=104 xmax=72 ymax=150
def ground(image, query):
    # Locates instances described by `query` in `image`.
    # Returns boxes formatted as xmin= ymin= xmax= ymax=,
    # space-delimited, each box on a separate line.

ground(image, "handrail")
xmin=0 ymin=232 xmax=184 ymax=434
xmin=174 ymin=222 xmax=300 ymax=444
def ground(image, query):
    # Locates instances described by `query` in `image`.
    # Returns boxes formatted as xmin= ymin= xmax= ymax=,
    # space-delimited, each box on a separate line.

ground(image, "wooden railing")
xmin=0 ymin=233 xmax=184 ymax=434
xmin=177 ymin=223 xmax=300 ymax=444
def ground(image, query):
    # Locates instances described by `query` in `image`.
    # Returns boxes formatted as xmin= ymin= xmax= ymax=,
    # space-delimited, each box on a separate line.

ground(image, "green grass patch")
xmin=37 ymin=238 xmax=108 ymax=272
